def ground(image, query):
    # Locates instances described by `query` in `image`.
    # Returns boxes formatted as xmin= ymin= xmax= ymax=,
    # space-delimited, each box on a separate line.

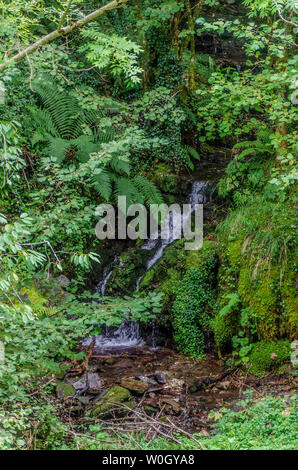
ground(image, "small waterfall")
xmin=136 ymin=181 xmax=209 ymax=290
xmin=83 ymin=318 xmax=145 ymax=352
xmin=86 ymin=181 xmax=209 ymax=353
xmin=96 ymin=257 xmax=118 ymax=296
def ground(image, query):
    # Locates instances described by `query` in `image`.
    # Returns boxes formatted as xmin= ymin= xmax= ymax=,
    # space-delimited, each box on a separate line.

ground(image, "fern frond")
xmin=92 ymin=170 xmax=113 ymax=201
xmin=72 ymin=135 xmax=99 ymax=162
xmin=29 ymin=107 xmax=59 ymax=138
xmin=46 ymin=137 xmax=73 ymax=163
xmin=33 ymin=80 xmax=82 ymax=139
xmin=133 ymin=176 xmax=163 ymax=206
xmin=109 ymin=155 xmax=130 ymax=175
xmin=114 ymin=176 xmax=144 ymax=206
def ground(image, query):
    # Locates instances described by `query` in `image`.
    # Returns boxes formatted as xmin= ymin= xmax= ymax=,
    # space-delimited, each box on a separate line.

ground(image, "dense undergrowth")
xmin=0 ymin=0 xmax=297 ymax=451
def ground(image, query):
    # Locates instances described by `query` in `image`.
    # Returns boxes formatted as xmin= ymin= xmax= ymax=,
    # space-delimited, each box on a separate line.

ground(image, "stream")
xmin=65 ymin=181 xmax=289 ymax=432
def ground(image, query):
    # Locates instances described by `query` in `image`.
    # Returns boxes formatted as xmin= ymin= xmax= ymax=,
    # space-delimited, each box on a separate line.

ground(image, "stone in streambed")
xmin=135 ymin=375 xmax=158 ymax=386
xmin=90 ymin=386 xmax=133 ymax=418
xmin=120 ymin=377 xmax=149 ymax=395
xmin=154 ymin=372 xmax=166 ymax=384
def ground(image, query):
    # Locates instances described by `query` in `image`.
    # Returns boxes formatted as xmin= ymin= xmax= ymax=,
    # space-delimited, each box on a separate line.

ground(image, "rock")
xmin=90 ymin=386 xmax=133 ymax=418
xmin=104 ymin=357 xmax=118 ymax=365
xmin=56 ymin=382 xmax=76 ymax=399
xmin=120 ymin=377 xmax=149 ymax=395
xmin=135 ymin=375 xmax=158 ymax=386
xmin=72 ymin=376 xmax=87 ymax=392
xmin=88 ymin=373 xmax=103 ymax=394
xmin=72 ymin=372 xmax=103 ymax=393
xmin=154 ymin=372 xmax=166 ymax=384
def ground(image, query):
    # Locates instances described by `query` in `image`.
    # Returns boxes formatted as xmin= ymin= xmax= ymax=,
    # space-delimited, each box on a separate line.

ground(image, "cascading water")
xmin=85 ymin=181 xmax=210 ymax=353
xmin=136 ymin=181 xmax=209 ymax=290
xmin=82 ymin=318 xmax=145 ymax=352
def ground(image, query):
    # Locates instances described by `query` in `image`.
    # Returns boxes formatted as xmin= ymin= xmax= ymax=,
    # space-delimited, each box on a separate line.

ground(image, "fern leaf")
xmin=133 ymin=176 xmax=163 ymax=206
xmin=92 ymin=170 xmax=113 ymax=201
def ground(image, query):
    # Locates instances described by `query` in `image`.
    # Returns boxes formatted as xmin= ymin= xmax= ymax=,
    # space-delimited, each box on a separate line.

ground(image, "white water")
xmin=86 ymin=181 xmax=209 ymax=352
xmin=82 ymin=318 xmax=145 ymax=352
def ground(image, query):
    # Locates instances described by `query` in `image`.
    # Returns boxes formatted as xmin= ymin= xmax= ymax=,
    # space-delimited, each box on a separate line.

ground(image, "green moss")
xmin=213 ymin=309 xmax=239 ymax=353
xmin=56 ymin=382 xmax=75 ymax=399
xmin=150 ymin=163 xmax=180 ymax=195
xmin=226 ymin=238 xmax=243 ymax=268
xmin=248 ymin=340 xmax=291 ymax=376
xmin=215 ymin=192 xmax=298 ymax=349
xmin=281 ymin=267 xmax=298 ymax=338
xmin=238 ymin=266 xmax=279 ymax=341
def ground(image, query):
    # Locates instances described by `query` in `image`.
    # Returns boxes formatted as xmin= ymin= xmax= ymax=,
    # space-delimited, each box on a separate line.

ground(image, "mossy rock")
xmin=56 ymin=382 xmax=76 ymax=399
xmin=120 ymin=378 xmax=149 ymax=395
xmin=90 ymin=386 xmax=133 ymax=418
xmin=281 ymin=267 xmax=298 ymax=338
xmin=247 ymin=340 xmax=291 ymax=376
xmin=238 ymin=265 xmax=279 ymax=341
xmin=107 ymin=248 xmax=150 ymax=295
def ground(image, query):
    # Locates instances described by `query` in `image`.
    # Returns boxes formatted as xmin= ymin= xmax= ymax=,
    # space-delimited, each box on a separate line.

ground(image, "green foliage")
xmin=247 ymin=340 xmax=292 ymax=376
xmin=201 ymin=393 xmax=298 ymax=450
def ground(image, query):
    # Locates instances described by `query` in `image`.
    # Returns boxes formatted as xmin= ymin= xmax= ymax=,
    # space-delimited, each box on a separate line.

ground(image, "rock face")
xmin=90 ymin=386 xmax=133 ymax=418
xmin=120 ymin=377 xmax=149 ymax=395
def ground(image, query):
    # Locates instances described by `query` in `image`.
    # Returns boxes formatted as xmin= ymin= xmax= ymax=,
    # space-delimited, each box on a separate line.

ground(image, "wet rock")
xmin=72 ymin=372 xmax=103 ymax=393
xmin=56 ymin=382 xmax=76 ymax=399
xmin=154 ymin=372 xmax=166 ymax=384
xmin=113 ymin=359 xmax=134 ymax=369
xmin=88 ymin=373 xmax=103 ymax=393
xmin=72 ymin=376 xmax=87 ymax=392
xmin=120 ymin=377 xmax=149 ymax=395
xmin=90 ymin=386 xmax=133 ymax=418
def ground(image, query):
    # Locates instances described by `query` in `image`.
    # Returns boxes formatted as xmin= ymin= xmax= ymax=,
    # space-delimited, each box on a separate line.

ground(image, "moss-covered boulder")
xmin=120 ymin=378 xmax=149 ymax=395
xmin=150 ymin=163 xmax=182 ymax=195
xmin=56 ymin=382 xmax=76 ymax=399
xmin=90 ymin=386 xmax=133 ymax=418
xmin=213 ymin=193 xmax=297 ymax=352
